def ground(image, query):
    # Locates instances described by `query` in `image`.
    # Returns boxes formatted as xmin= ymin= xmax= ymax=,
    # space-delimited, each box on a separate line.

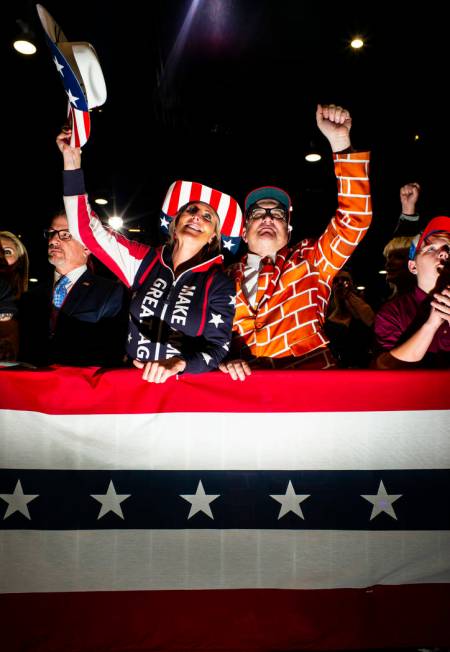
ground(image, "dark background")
xmin=5 ymin=0 xmax=450 ymax=297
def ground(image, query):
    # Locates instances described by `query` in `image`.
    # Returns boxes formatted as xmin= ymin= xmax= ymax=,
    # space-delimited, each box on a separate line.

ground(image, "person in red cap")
xmin=374 ymin=216 xmax=450 ymax=368
xmin=220 ymin=104 xmax=372 ymax=380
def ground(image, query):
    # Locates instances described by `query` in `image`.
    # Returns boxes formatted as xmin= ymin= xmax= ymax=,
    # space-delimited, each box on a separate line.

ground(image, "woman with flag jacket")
xmin=57 ymin=129 xmax=242 ymax=383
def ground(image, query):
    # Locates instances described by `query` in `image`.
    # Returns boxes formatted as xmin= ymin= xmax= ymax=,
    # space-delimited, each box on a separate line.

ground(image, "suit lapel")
xmin=62 ymin=270 xmax=94 ymax=316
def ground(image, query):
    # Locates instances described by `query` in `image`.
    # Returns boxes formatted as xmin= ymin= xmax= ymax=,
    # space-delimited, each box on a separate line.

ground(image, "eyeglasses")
xmin=246 ymin=207 xmax=288 ymax=223
xmin=43 ymin=228 xmax=72 ymax=241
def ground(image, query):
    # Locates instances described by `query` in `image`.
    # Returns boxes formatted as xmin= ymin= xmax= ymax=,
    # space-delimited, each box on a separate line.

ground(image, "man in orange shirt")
xmin=220 ymin=104 xmax=372 ymax=380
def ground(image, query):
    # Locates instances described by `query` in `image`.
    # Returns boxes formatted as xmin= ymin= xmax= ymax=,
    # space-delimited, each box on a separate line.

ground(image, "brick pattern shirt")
xmin=228 ymin=152 xmax=372 ymax=360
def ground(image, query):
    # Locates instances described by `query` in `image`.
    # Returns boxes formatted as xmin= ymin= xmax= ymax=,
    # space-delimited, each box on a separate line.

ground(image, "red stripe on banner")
xmin=190 ymin=181 xmax=202 ymax=202
xmin=167 ymin=181 xmax=182 ymax=216
xmin=0 ymin=367 xmax=449 ymax=415
xmin=1 ymin=585 xmax=449 ymax=652
xmin=221 ymin=196 xmax=238 ymax=236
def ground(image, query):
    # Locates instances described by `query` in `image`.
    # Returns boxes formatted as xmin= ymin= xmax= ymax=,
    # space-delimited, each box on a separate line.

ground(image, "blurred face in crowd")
xmin=47 ymin=214 xmax=89 ymax=274
xmin=332 ymin=271 xmax=353 ymax=299
xmin=0 ymin=238 xmax=19 ymax=266
xmin=243 ymin=199 xmax=289 ymax=256
xmin=408 ymin=232 xmax=450 ymax=292
xmin=385 ymin=248 xmax=410 ymax=283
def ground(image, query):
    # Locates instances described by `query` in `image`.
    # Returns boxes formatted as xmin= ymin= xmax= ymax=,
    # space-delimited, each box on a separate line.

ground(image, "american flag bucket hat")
xmin=160 ymin=181 xmax=243 ymax=253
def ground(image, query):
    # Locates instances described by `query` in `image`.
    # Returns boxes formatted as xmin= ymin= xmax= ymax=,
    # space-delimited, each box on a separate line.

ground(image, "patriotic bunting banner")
xmin=0 ymin=367 xmax=449 ymax=651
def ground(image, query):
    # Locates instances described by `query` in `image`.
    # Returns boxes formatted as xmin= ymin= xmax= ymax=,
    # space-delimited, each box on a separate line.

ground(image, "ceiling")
xmin=5 ymin=0 xmax=450 ymax=290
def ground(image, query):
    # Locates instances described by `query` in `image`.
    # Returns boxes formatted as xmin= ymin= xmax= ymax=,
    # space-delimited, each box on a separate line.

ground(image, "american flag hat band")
xmin=160 ymin=180 xmax=243 ymax=253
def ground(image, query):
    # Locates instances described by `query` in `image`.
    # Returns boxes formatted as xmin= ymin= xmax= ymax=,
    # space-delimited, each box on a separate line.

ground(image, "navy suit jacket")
xmin=20 ymin=270 xmax=128 ymax=367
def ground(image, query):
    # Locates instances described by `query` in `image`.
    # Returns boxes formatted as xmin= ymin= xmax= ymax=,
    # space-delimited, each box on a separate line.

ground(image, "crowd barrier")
xmin=1 ymin=366 xmax=449 ymax=651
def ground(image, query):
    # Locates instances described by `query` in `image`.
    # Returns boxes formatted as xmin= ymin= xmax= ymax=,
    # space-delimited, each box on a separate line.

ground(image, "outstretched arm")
xmin=57 ymin=129 xmax=150 ymax=287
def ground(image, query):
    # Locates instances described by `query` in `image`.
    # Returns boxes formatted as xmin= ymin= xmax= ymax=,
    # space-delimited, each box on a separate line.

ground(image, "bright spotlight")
xmin=108 ymin=216 xmax=123 ymax=230
xmin=351 ymin=38 xmax=364 ymax=49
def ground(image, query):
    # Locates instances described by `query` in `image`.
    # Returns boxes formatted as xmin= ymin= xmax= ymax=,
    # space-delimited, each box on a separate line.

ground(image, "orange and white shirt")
xmin=228 ymin=152 xmax=372 ymax=360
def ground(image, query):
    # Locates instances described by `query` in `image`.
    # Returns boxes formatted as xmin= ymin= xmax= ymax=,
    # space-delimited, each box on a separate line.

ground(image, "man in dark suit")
xmin=20 ymin=212 xmax=127 ymax=366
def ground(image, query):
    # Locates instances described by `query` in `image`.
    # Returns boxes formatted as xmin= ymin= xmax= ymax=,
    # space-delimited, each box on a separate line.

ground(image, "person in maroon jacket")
xmin=374 ymin=216 xmax=450 ymax=368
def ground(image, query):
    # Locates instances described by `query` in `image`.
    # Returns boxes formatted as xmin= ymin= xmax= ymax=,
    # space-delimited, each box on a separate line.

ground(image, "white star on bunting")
xmin=180 ymin=480 xmax=220 ymax=519
xmin=228 ymin=295 xmax=237 ymax=306
xmin=128 ymin=332 xmax=132 ymax=343
xmin=160 ymin=216 xmax=170 ymax=229
xmin=91 ymin=480 xmax=131 ymax=520
xmin=222 ymin=239 xmax=233 ymax=251
xmin=361 ymin=480 xmax=402 ymax=521
xmin=222 ymin=341 xmax=230 ymax=351
xmin=53 ymin=56 xmax=64 ymax=75
xmin=0 ymin=479 xmax=38 ymax=520
xmin=270 ymin=480 xmax=310 ymax=520
xmin=209 ymin=313 xmax=224 ymax=328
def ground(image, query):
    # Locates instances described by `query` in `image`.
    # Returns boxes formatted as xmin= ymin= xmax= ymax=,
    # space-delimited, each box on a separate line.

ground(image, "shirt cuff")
xmin=399 ymin=212 xmax=419 ymax=222
xmin=63 ymin=169 xmax=86 ymax=196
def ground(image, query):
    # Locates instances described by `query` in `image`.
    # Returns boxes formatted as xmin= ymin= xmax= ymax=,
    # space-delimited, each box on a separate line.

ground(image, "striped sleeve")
xmin=63 ymin=172 xmax=151 ymax=288
xmin=302 ymin=152 xmax=372 ymax=280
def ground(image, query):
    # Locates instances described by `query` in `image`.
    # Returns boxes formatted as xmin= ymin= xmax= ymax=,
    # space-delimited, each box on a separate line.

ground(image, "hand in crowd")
xmin=316 ymin=104 xmax=352 ymax=153
xmin=56 ymin=128 xmax=82 ymax=170
xmin=429 ymin=286 xmax=450 ymax=326
xmin=400 ymin=182 xmax=420 ymax=215
xmin=133 ymin=356 xmax=187 ymax=383
xmin=219 ymin=359 xmax=251 ymax=381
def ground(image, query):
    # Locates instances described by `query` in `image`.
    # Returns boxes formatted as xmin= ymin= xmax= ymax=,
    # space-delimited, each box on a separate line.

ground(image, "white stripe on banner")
xmin=1 ymin=529 xmax=449 ymax=593
xmin=1 ymin=409 xmax=448 ymax=470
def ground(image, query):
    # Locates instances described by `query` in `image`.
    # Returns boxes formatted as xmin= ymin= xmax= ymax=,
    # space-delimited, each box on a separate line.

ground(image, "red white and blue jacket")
xmin=63 ymin=170 xmax=235 ymax=373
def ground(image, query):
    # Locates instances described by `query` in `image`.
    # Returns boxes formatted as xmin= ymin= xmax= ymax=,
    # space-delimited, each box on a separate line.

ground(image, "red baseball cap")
xmin=409 ymin=216 xmax=450 ymax=259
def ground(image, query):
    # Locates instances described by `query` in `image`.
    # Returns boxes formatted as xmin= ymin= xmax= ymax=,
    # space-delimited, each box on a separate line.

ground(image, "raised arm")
xmin=300 ymin=105 xmax=372 ymax=281
xmin=56 ymin=129 xmax=150 ymax=288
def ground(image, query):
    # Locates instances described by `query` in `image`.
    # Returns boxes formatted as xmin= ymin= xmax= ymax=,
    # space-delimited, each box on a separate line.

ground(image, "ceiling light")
xmin=128 ymin=228 xmax=142 ymax=233
xmin=305 ymin=153 xmax=321 ymax=163
xmin=356 ymin=285 xmax=366 ymax=291
xmin=29 ymin=278 xmax=39 ymax=283
xmin=351 ymin=38 xmax=364 ymax=49
xmin=378 ymin=269 xmax=388 ymax=275
xmin=94 ymin=198 xmax=108 ymax=205
xmin=13 ymin=39 xmax=36 ymax=55
xmin=108 ymin=216 xmax=123 ymax=230
xmin=13 ymin=20 xmax=37 ymax=55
